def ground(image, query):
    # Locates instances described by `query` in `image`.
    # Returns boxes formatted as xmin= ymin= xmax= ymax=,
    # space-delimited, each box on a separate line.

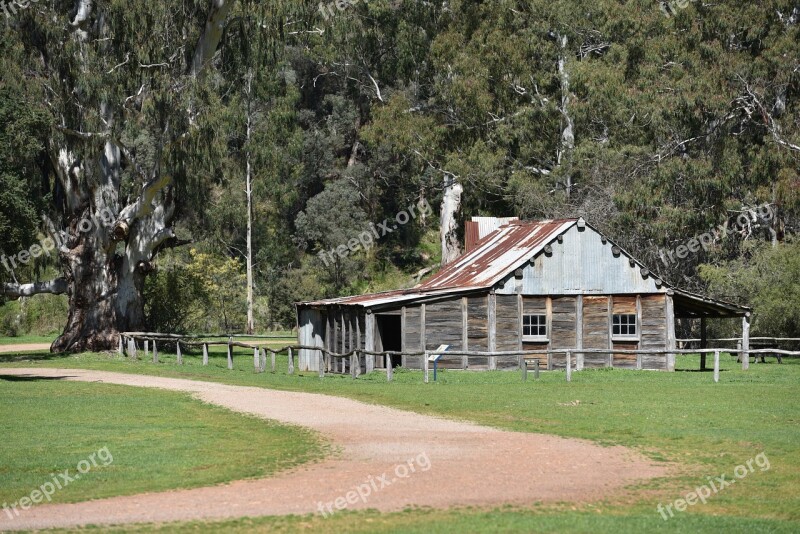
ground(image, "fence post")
xmin=176 ymin=342 xmax=182 ymax=365
xmin=424 ymin=351 xmax=430 ymax=383
xmin=534 ymin=358 xmax=540 ymax=380
xmin=365 ymin=350 xmax=374 ymax=374
xmin=489 ymin=353 xmax=497 ymax=371
xmin=270 ymin=350 xmax=276 ymax=373
xmin=521 ymin=356 xmax=528 ymax=382
xmin=118 ymin=335 xmax=124 ymax=355
xmin=288 ymin=347 xmax=294 ymax=374
xmin=129 ymin=338 xmax=137 ymax=360
xmin=386 ymin=353 xmax=393 ymax=382
xmin=566 ymin=350 xmax=572 ymax=382
xmin=202 ymin=343 xmax=209 ymax=366
xmin=144 ymin=339 xmax=149 ymax=359
xmin=319 ymin=352 xmax=325 ymax=378
xmin=254 ymin=347 xmax=260 ymax=372
xmin=260 ymin=348 xmax=266 ymax=372
xmin=227 ymin=342 xmax=233 ymax=370
xmin=713 ymin=350 xmax=720 ymax=383
xmin=351 ymin=352 xmax=357 ymax=379
xmin=152 ymin=340 xmax=158 ymax=363
xmin=577 ymin=352 xmax=584 ymax=371
xmin=636 ymin=352 xmax=642 ymax=370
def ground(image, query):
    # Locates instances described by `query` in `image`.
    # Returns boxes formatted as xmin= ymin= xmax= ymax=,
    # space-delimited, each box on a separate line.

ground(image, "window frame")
xmin=522 ymin=313 xmax=548 ymax=342
xmin=611 ymin=313 xmax=639 ymax=340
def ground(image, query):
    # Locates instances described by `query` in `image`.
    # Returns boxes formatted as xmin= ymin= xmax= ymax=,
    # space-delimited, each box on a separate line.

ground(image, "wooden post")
xmin=202 ymin=343 xmax=209 ymax=366
xmin=462 ymin=297 xmax=469 ymax=369
xmin=254 ymin=347 xmax=260 ymax=372
xmin=713 ymin=350 xmax=720 ymax=383
xmin=118 ymin=335 xmax=124 ymax=355
xmin=636 ymin=352 xmax=642 ymax=370
xmin=288 ymin=347 xmax=294 ymax=374
xmin=488 ymin=293 xmax=497 ymax=370
xmin=576 ymin=295 xmax=584 ymax=370
xmin=144 ymin=339 xmax=149 ymax=359
xmin=386 ymin=353 xmax=393 ymax=382
xmin=665 ymin=294 xmax=676 ymax=371
xmin=319 ymin=351 xmax=325 ymax=378
xmin=226 ymin=342 xmax=233 ymax=370
xmin=565 ymin=350 xmax=572 ymax=382
xmin=176 ymin=342 xmax=182 ymax=365
xmin=260 ymin=348 xmax=266 ymax=372
xmin=521 ymin=356 xmax=528 ymax=382
xmin=534 ymin=358 xmax=540 ymax=380
xmin=742 ymin=314 xmax=750 ymax=370
xmin=152 ymin=340 xmax=158 ymax=363
xmin=424 ymin=351 xmax=430 ymax=383
xmin=351 ymin=352 xmax=357 ymax=379
xmin=270 ymin=350 xmax=276 ymax=373
xmin=700 ymin=317 xmax=707 ymax=370
xmin=129 ymin=338 xmax=137 ymax=360
xmin=365 ymin=349 xmax=374 ymax=374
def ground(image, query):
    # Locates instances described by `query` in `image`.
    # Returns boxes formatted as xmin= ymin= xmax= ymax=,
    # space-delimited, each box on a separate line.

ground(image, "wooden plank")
xmin=581 ymin=296 xmax=609 ymax=368
xmin=467 ymin=295 xmax=489 ymax=351
xmin=576 ymin=295 xmax=583 ymax=370
xmin=742 ymin=314 xmax=750 ymax=370
xmin=488 ymin=293 xmax=496 ymax=369
xmin=462 ymin=297 xmax=469 ymax=369
xmin=495 ymin=294 xmax=519 ymax=351
xmin=665 ymin=295 xmax=676 ymax=371
xmin=550 ymin=297 xmax=576 ymax=349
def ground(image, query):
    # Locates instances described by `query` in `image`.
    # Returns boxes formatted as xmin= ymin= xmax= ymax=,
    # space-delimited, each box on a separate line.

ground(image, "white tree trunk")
xmin=557 ymin=34 xmax=574 ymax=200
xmin=245 ymin=74 xmax=255 ymax=334
xmin=440 ymin=176 xmax=463 ymax=265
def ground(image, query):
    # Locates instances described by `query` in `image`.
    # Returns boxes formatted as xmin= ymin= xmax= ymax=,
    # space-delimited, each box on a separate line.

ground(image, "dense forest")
xmin=0 ymin=0 xmax=798 ymax=348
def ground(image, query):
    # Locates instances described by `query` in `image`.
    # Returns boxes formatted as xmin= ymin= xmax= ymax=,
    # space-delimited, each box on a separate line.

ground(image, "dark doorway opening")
xmin=376 ymin=314 xmax=402 ymax=367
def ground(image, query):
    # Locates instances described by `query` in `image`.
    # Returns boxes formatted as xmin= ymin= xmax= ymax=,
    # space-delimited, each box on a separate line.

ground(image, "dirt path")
xmin=0 ymin=368 xmax=668 ymax=531
xmin=0 ymin=343 xmax=51 ymax=354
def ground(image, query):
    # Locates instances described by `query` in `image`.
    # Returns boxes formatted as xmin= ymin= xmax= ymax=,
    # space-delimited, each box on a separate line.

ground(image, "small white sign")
xmin=428 ymin=344 xmax=450 ymax=361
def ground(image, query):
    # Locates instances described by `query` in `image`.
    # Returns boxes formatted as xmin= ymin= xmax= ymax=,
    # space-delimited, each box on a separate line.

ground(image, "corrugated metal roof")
xmin=417 ymin=219 xmax=576 ymax=291
xmin=300 ymin=219 xmax=575 ymax=308
xmin=465 ymin=217 xmax=519 ymax=252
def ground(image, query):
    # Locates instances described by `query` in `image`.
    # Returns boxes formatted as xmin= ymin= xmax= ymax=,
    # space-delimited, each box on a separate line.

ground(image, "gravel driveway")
xmin=0 ymin=368 xmax=668 ymax=530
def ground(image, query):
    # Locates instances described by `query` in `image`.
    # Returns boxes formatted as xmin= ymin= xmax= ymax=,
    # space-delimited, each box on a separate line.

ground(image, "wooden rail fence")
xmin=118 ymin=333 xmax=800 ymax=384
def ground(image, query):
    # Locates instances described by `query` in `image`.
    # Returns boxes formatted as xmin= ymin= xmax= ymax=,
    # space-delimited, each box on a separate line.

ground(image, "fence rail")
xmin=117 ymin=332 xmax=800 ymax=384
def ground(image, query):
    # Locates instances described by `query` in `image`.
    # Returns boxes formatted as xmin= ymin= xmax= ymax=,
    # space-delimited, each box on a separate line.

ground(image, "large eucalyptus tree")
xmin=1 ymin=0 xmax=242 ymax=351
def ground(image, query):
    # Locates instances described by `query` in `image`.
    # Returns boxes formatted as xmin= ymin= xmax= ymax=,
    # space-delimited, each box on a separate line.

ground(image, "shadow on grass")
xmin=0 ymin=374 xmax=74 ymax=381
xmin=0 ymin=351 xmax=73 ymax=363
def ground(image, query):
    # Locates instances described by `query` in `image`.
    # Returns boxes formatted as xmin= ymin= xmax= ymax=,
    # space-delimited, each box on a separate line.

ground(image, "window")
xmin=612 ymin=314 xmax=637 ymax=337
xmin=523 ymin=314 xmax=547 ymax=339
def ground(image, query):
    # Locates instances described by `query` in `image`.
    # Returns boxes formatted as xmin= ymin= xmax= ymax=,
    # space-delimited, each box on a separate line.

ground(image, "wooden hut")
xmin=296 ymin=217 xmax=750 ymax=372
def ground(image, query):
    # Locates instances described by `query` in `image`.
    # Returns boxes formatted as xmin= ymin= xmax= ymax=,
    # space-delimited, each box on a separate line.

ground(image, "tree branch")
xmin=191 ymin=0 xmax=234 ymax=76
xmin=3 ymin=279 xmax=68 ymax=300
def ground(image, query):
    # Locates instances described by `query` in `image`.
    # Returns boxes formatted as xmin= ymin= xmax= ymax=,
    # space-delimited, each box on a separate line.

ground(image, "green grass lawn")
xmin=0 ymin=377 xmax=324 ymax=506
xmin=1 ymin=347 xmax=798 ymax=533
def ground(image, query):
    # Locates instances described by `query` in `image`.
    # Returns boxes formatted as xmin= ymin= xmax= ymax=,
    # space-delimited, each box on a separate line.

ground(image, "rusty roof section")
xmin=300 ymin=219 xmax=575 ymax=308
xmin=465 ymin=216 xmax=519 ymax=252
xmin=416 ymin=219 xmax=576 ymax=291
